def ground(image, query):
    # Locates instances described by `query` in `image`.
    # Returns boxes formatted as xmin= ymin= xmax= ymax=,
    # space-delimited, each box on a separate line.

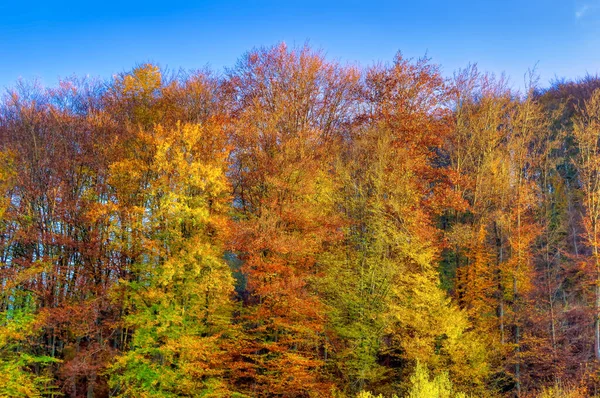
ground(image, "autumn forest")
xmin=2 ymin=43 xmax=600 ymax=398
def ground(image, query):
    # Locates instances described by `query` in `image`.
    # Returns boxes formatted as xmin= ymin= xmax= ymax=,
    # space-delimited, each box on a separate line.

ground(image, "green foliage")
xmin=325 ymin=120 xmax=488 ymax=395
xmin=0 ymin=304 xmax=60 ymax=397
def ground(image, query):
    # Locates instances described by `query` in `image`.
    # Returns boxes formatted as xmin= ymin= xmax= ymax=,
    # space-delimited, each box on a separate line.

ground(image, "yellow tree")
xmin=445 ymin=66 xmax=514 ymax=332
xmin=446 ymin=68 xmax=550 ymax=394
xmin=103 ymin=64 xmax=238 ymax=396
xmin=572 ymin=88 xmax=600 ymax=362
xmin=109 ymin=121 xmax=236 ymax=397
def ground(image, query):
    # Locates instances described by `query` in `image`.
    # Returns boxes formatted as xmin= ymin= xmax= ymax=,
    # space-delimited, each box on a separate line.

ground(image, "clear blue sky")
xmin=1 ymin=0 xmax=599 ymax=90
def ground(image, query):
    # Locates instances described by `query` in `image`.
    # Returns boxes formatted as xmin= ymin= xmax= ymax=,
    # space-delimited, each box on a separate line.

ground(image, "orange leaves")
xmin=452 ymin=223 xmax=496 ymax=318
xmin=3 ymin=43 xmax=598 ymax=397
xmin=227 ymin=43 xmax=354 ymax=396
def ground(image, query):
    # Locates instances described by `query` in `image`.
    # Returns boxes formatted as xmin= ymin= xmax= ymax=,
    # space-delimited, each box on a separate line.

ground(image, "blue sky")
xmin=0 ymin=0 xmax=599 ymax=90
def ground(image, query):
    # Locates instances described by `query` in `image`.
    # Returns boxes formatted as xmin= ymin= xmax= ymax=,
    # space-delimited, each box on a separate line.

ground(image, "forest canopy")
xmin=1 ymin=43 xmax=600 ymax=397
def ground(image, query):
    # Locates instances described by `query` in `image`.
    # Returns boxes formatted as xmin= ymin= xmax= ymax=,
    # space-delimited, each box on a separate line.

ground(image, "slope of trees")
xmin=1 ymin=44 xmax=600 ymax=397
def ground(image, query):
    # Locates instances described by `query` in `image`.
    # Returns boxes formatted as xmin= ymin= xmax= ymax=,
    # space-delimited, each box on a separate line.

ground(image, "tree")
xmin=572 ymin=88 xmax=600 ymax=362
xmin=324 ymin=54 xmax=488 ymax=396
xmin=109 ymin=122 xmax=236 ymax=397
xmin=227 ymin=43 xmax=358 ymax=397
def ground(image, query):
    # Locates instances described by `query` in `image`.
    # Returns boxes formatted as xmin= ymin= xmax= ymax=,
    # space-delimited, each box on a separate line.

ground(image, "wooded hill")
xmin=1 ymin=43 xmax=600 ymax=397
